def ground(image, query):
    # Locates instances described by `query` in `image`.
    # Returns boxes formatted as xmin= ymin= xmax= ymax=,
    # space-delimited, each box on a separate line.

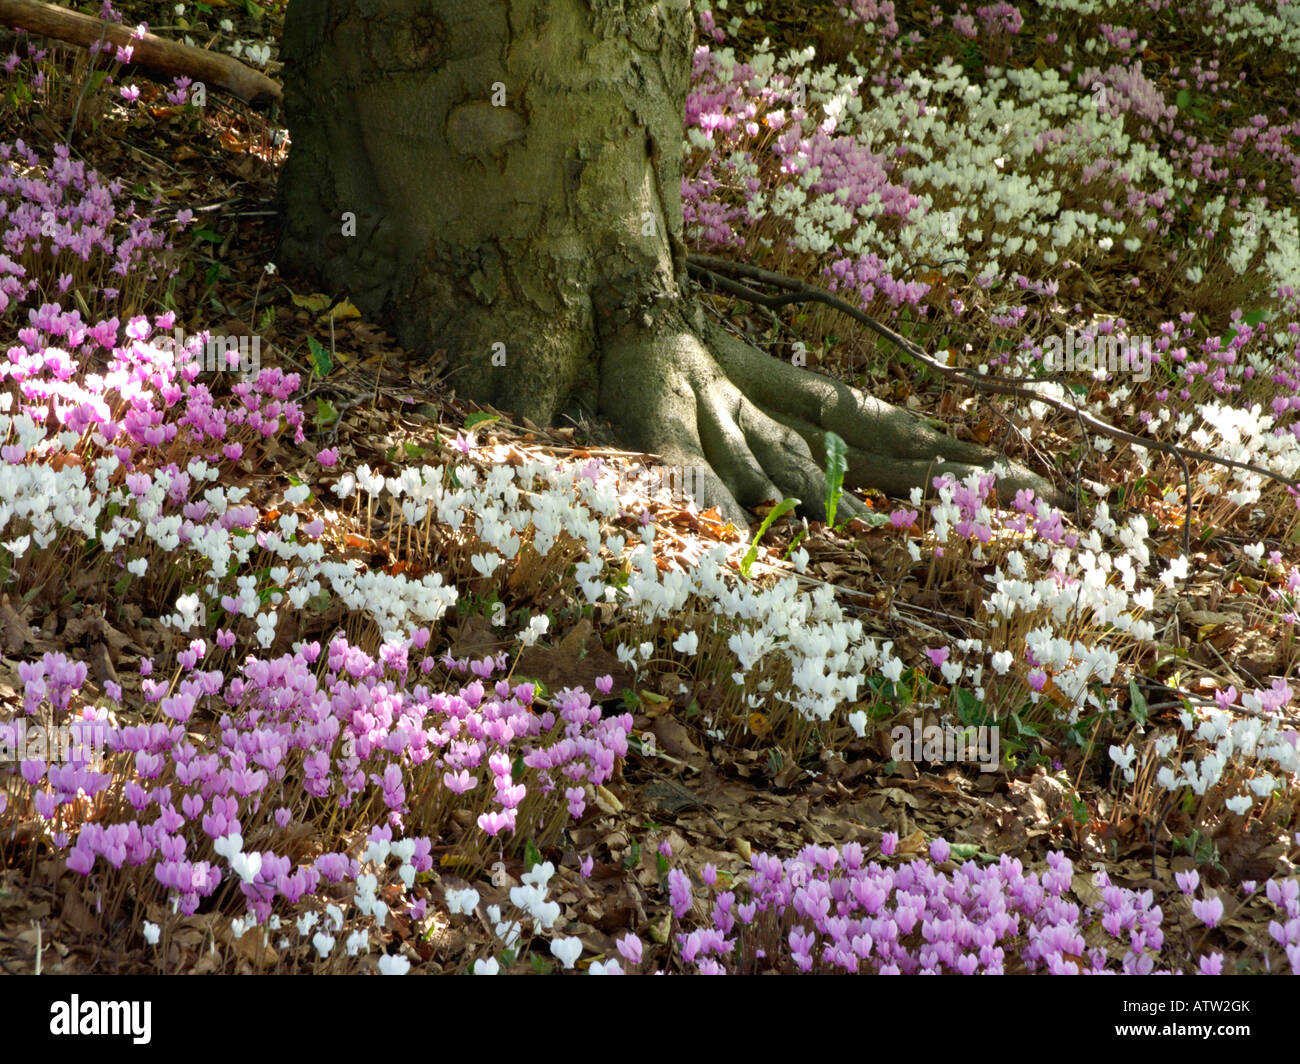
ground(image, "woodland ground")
xmin=0 ymin=0 xmax=1299 ymax=976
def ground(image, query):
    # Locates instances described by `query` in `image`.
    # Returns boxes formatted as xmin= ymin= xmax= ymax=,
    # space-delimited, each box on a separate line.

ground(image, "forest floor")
xmin=1 ymin=0 xmax=1298 ymax=976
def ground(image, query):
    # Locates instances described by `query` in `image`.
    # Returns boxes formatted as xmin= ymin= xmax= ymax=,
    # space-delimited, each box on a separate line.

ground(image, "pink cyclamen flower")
xmin=477 ymin=810 xmax=514 ymax=837
xmin=667 ymin=868 xmax=693 ymax=918
xmin=616 ymin=933 xmax=643 ymax=966
xmin=1192 ymin=896 xmax=1224 ymax=928
xmin=444 ymin=770 xmax=476 ymax=794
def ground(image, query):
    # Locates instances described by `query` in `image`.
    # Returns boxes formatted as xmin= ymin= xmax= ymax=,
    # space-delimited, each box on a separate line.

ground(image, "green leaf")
xmin=307 ymin=336 xmax=333 ymax=377
xmin=524 ymin=839 xmax=542 ymax=872
xmin=193 ymin=227 xmax=223 ymax=244
xmin=464 ymin=412 xmax=499 ymax=430
xmin=1070 ymin=793 xmax=1089 ymax=825
xmin=1228 ymin=308 xmax=1270 ymax=346
xmin=1176 ymin=88 xmax=1192 ymax=109
xmin=823 ymin=430 xmax=847 ymax=528
xmin=1128 ymin=678 xmax=1148 ymax=727
xmin=781 ymin=527 xmax=808 ymax=561
xmin=1009 ymin=710 xmax=1042 ymax=739
xmin=386 ymin=442 xmax=429 ymax=462
xmin=314 ymin=397 xmax=339 ymax=426
xmin=953 ymin=686 xmax=984 ymax=726
xmin=740 ymin=496 xmax=800 ymax=577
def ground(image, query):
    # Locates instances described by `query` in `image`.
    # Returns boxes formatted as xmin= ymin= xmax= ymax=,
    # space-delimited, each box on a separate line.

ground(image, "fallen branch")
xmin=0 ymin=0 xmax=281 ymax=108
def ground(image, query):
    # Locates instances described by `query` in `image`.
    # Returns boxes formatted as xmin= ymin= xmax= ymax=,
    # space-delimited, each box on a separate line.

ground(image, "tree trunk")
xmin=278 ymin=0 xmax=1059 ymax=526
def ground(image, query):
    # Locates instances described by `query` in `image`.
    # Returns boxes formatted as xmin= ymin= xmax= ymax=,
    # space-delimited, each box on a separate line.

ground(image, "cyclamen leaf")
xmin=314 ymin=397 xmax=339 ymax=425
xmin=307 ymin=336 xmax=333 ymax=377
xmin=1128 ymin=678 xmax=1148 ymax=727
xmin=823 ymin=430 xmax=847 ymax=527
xmin=740 ymin=497 xmax=800 ymax=577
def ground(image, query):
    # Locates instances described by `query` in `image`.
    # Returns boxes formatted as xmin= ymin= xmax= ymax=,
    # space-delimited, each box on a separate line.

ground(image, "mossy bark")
xmin=278 ymin=0 xmax=1059 ymax=526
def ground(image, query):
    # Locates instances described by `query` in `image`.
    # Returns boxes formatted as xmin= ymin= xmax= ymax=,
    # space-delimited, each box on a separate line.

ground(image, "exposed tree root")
xmin=599 ymin=304 xmax=1064 ymax=528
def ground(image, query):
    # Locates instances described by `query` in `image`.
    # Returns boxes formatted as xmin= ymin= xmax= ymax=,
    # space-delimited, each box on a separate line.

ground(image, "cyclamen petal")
xmin=550 ymin=936 xmax=583 ymax=969
xmin=1191 ymin=896 xmax=1224 ymax=928
xmin=378 ymin=954 xmax=410 ymax=975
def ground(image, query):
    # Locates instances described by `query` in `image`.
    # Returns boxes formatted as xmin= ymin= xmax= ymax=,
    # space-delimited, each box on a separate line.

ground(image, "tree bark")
xmin=278 ymin=0 xmax=1059 ymax=526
